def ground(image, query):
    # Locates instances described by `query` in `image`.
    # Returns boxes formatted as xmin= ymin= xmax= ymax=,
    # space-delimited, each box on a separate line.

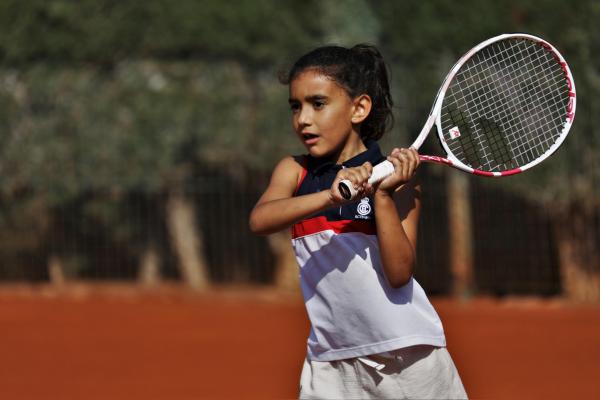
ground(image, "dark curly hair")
xmin=281 ymin=44 xmax=393 ymax=141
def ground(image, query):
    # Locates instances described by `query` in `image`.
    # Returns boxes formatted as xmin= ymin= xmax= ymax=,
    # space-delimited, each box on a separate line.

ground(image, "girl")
xmin=249 ymin=44 xmax=467 ymax=399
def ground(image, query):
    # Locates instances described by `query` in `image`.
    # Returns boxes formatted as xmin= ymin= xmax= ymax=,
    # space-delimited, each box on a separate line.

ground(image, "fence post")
xmin=447 ymin=171 xmax=475 ymax=299
xmin=166 ymin=189 xmax=210 ymax=290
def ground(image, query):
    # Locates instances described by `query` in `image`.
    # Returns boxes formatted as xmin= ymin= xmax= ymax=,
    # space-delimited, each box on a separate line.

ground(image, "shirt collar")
xmin=307 ymin=140 xmax=385 ymax=175
xmin=341 ymin=140 xmax=384 ymax=168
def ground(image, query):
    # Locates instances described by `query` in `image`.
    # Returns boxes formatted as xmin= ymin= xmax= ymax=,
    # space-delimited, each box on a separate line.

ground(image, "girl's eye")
xmin=313 ymin=101 xmax=325 ymax=109
xmin=290 ymin=103 xmax=300 ymax=113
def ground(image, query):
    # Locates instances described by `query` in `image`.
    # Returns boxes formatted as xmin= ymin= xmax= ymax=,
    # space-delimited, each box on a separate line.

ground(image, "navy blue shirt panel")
xmin=293 ymin=141 xmax=386 ymax=222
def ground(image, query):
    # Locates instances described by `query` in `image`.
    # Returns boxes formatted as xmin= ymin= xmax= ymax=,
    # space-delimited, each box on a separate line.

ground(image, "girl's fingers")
xmin=387 ymin=149 xmax=415 ymax=181
xmin=397 ymin=150 xmax=409 ymax=178
xmin=359 ymin=163 xmax=372 ymax=183
xmin=340 ymin=168 xmax=370 ymax=190
xmin=388 ymin=154 xmax=402 ymax=177
xmin=407 ymin=148 xmax=419 ymax=169
xmin=398 ymin=148 xmax=419 ymax=177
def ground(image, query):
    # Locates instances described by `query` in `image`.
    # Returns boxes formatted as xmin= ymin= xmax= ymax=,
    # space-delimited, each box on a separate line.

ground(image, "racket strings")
xmin=457 ymin=43 xmax=563 ymax=168
xmin=440 ymin=38 xmax=571 ymax=171
xmin=450 ymin=41 xmax=566 ymax=169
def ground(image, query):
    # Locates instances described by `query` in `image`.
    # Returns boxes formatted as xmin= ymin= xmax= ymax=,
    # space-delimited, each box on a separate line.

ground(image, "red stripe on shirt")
xmin=293 ymin=157 xmax=308 ymax=196
xmin=292 ymin=216 xmax=376 ymax=239
xmin=294 ymin=168 xmax=307 ymax=195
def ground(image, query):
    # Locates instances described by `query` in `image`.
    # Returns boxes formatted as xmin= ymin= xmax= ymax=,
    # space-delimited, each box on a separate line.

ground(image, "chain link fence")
xmin=1 ymin=166 xmax=591 ymax=299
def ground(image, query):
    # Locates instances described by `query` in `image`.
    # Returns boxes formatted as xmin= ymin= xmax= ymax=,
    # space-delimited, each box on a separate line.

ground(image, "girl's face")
xmin=288 ymin=70 xmax=365 ymax=162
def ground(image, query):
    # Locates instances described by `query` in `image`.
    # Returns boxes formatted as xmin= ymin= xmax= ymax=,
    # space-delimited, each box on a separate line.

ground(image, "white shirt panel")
xmin=293 ymin=230 xmax=446 ymax=361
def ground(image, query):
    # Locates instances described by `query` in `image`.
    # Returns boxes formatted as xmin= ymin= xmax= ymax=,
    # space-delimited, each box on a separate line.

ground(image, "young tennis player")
xmin=249 ymin=44 xmax=467 ymax=399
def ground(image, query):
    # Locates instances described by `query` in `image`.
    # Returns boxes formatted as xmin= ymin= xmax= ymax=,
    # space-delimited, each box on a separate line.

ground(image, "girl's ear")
xmin=351 ymin=94 xmax=372 ymax=124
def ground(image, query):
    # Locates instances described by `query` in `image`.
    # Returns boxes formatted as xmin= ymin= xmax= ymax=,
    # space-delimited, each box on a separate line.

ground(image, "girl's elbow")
xmin=249 ymin=213 xmax=279 ymax=236
xmin=388 ymin=273 xmax=412 ymax=289
xmin=386 ymin=259 xmax=415 ymax=288
xmin=249 ymin=213 xmax=267 ymax=235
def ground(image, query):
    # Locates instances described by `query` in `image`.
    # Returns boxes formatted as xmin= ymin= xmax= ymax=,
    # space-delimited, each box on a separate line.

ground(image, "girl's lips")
xmin=302 ymin=133 xmax=319 ymax=145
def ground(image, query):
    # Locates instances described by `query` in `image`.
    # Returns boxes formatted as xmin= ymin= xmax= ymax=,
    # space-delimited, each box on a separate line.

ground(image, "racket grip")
xmin=338 ymin=160 xmax=395 ymax=200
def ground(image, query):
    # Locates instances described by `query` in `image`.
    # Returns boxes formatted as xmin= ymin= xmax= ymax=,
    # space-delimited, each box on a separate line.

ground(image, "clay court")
xmin=1 ymin=285 xmax=599 ymax=400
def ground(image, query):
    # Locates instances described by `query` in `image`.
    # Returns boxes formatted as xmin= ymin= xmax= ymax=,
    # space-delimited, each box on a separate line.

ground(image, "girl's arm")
xmin=249 ymin=156 xmax=333 ymax=235
xmin=249 ymin=156 xmax=375 ymax=235
xmin=373 ymin=148 xmax=421 ymax=288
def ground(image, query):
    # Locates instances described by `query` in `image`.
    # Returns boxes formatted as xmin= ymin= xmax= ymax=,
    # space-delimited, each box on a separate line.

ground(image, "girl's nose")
xmin=297 ymin=108 xmax=312 ymax=126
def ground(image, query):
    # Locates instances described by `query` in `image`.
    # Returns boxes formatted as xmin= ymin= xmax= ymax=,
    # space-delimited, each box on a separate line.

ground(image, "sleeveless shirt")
xmin=292 ymin=141 xmax=446 ymax=361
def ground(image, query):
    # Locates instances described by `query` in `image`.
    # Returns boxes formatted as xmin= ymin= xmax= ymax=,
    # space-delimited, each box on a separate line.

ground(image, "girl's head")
xmin=282 ymin=44 xmax=393 ymax=142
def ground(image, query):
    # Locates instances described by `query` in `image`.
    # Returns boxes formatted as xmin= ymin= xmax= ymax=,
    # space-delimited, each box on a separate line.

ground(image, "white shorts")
xmin=299 ymin=345 xmax=467 ymax=399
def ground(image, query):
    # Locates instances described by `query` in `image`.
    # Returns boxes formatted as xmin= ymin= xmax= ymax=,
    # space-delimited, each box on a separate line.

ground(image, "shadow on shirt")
xmin=297 ymin=233 xmax=414 ymax=305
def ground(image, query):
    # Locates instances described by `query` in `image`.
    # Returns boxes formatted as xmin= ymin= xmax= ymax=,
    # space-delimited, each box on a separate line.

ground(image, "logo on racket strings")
xmin=356 ymin=198 xmax=372 ymax=218
xmin=449 ymin=126 xmax=461 ymax=139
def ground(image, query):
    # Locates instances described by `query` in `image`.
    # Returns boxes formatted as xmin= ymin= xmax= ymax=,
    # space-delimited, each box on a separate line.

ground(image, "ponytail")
xmin=349 ymin=44 xmax=394 ymax=141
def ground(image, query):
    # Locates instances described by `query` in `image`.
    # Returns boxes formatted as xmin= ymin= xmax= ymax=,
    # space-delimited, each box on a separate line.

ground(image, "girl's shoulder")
xmin=274 ymin=155 xmax=306 ymax=173
xmin=268 ymin=155 xmax=306 ymax=191
xmin=292 ymin=154 xmax=309 ymax=169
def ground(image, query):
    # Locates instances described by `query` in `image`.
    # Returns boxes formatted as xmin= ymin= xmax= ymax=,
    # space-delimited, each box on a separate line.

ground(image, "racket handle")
xmin=338 ymin=160 xmax=395 ymax=200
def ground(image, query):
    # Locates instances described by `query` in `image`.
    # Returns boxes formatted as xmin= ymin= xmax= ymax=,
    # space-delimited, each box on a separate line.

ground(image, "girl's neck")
xmin=333 ymin=133 xmax=367 ymax=164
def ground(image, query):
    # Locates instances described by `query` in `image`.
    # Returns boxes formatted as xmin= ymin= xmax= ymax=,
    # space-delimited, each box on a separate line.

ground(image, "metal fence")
xmin=0 ymin=167 xmax=596 ymax=298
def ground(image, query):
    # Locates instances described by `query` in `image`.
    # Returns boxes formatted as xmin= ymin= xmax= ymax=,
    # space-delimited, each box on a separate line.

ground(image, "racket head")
xmin=431 ymin=33 xmax=576 ymax=176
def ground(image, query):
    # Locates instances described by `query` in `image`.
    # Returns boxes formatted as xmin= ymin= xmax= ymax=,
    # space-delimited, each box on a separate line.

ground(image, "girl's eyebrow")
xmin=288 ymin=94 xmax=328 ymax=103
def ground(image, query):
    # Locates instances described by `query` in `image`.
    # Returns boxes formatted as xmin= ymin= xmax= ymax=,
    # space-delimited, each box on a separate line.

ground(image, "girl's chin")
xmin=307 ymin=146 xmax=332 ymax=158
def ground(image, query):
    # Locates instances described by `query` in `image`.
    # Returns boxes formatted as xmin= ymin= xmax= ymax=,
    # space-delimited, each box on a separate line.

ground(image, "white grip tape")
xmin=368 ymin=160 xmax=395 ymax=184
xmin=339 ymin=160 xmax=395 ymax=200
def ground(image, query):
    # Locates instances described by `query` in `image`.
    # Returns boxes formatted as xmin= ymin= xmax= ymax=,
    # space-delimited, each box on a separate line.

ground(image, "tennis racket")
xmin=339 ymin=33 xmax=576 ymax=200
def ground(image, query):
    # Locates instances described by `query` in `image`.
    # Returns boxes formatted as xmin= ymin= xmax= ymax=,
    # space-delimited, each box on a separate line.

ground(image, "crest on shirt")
xmin=355 ymin=197 xmax=372 ymax=219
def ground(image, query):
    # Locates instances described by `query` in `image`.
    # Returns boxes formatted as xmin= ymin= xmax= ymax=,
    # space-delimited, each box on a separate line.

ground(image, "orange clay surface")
xmin=0 ymin=284 xmax=599 ymax=400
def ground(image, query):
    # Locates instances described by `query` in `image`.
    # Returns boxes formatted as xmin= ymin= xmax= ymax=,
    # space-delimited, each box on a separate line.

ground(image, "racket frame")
xmin=339 ymin=33 xmax=576 ymax=200
xmin=413 ymin=33 xmax=576 ymax=177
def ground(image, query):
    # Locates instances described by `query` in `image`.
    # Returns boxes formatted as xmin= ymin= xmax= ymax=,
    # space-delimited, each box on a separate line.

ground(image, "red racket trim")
xmin=419 ymin=155 xmax=453 ymax=166
xmin=419 ymin=155 xmax=523 ymax=177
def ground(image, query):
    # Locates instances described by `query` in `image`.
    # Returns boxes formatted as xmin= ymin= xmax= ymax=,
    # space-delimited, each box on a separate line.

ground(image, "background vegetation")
xmin=0 ymin=0 xmax=597 ymax=300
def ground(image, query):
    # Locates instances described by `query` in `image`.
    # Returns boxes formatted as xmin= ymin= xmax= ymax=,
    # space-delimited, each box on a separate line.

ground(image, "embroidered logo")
xmin=356 ymin=197 xmax=372 ymax=217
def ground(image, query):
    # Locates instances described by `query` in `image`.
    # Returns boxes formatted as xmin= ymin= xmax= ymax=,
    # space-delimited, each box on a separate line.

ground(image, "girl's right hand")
xmin=330 ymin=162 xmax=374 ymax=204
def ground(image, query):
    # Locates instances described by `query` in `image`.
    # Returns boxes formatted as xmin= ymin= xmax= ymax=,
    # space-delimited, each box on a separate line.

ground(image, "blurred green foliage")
xmin=0 ymin=0 xmax=322 ymax=66
xmin=0 ymin=0 xmax=596 ymax=280
xmin=0 ymin=0 xmax=595 ymax=205
xmin=374 ymin=0 xmax=599 ymax=207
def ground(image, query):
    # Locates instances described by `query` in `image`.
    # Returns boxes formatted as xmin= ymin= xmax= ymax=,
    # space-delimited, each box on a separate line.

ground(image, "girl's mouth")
xmin=302 ymin=133 xmax=319 ymax=145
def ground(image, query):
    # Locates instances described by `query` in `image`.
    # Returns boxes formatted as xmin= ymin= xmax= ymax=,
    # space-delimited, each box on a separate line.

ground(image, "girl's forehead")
xmin=289 ymin=70 xmax=347 ymax=97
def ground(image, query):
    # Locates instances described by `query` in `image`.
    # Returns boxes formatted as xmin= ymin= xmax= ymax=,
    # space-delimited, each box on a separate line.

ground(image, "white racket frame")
xmin=340 ymin=33 xmax=576 ymax=200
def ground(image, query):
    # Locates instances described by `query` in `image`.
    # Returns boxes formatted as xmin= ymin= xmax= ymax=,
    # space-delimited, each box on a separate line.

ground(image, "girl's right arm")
xmin=249 ymin=156 xmax=335 ymax=235
xmin=250 ymin=157 xmax=374 ymax=235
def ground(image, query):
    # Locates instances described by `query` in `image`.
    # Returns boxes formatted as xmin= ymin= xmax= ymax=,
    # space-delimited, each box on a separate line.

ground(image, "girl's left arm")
xmin=373 ymin=148 xmax=421 ymax=288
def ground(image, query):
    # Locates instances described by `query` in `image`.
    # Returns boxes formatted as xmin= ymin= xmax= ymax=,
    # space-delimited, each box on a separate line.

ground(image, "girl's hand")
xmin=330 ymin=162 xmax=374 ymax=203
xmin=376 ymin=148 xmax=420 ymax=196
